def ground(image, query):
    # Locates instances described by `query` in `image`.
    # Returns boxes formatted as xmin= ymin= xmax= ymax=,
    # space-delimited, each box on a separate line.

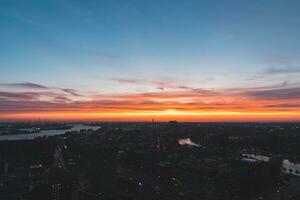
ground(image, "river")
xmin=0 ymin=124 xmax=101 ymax=141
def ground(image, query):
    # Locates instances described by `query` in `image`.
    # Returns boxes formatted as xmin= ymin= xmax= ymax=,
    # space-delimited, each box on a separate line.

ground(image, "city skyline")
xmin=1 ymin=0 xmax=300 ymax=121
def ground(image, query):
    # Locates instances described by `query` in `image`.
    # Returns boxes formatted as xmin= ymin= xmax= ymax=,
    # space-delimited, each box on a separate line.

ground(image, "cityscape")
xmin=0 ymin=122 xmax=300 ymax=200
xmin=1 ymin=0 xmax=300 ymax=199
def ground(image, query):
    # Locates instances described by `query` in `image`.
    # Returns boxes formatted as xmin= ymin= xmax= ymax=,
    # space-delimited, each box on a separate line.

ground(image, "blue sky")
xmin=1 ymin=0 xmax=300 ymax=92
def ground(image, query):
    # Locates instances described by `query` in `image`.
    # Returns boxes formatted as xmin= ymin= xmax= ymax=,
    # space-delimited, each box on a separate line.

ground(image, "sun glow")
xmin=2 ymin=109 xmax=300 ymax=122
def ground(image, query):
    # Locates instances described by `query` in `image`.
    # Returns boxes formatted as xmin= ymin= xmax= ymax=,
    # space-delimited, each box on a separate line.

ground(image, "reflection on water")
xmin=0 ymin=124 xmax=101 ymax=141
xmin=178 ymin=138 xmax=201 ymax=147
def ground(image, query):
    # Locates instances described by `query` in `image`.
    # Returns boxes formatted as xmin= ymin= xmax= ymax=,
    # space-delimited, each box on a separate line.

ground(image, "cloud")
xmin=245 ymin=87 xmax=300 ymax=100
xmin=246 ymin=66 xmax=300 ymax=81
xmin=0 ymin=99 xmax=76 ymax=112
xmin=265 ymin=104 xmax=300 ymax=108
xmin=111 ymin=78 xmax=212 ymax=92
xmin=264 ymin=55 xmax=294 ymax=65
xmin=61 ymin=88 xmax=81 ymax=96
xmin=53 ymin=96 xmax=72 ymax=103
xmin=1 ymin=81 xmax=300 ymax=121
xmin=0 ymin=82 xmax=83 ymax=98
xmin=112 ymin=78 xmax=142 ymax=84
xmin=0 ymin=82 xmax=48 ymax=89
xmin=265 ymin=66 xmax=300 ymax=74
xmin=0 ymin=90 xmax=75 ymax=103
xmin=0 ymin=92 xmax=41 ymax=101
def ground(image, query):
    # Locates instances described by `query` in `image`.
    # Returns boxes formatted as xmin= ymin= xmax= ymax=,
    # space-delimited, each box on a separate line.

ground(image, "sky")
xmin=0 ymin=0 xmax=300 ymax=122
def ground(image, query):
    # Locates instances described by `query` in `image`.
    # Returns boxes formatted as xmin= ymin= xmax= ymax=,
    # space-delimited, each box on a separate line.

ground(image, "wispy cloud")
xmin=0 ymin=82 xmax=82 ymax=98
xmin=245 ymin=68 xmax=300 ymax=83
xmin=244 ymin=87 xmax=300 ymax=100
xmin=111 ymin=78 xmax=210 ymax=91
xmin=263 ymin=55 xmax=295 ymax=65
xmin=265 ymin=104 xmax=300 ymax=108
xmin=264 ymin=66 xmax=300 ymax=75
xmin=0 ymin=82 xmax=48 ymax=89
xmin=61 ymin=88 xmax=81 ymax=96
xmin=1 ymin=81 xmax=300 ymax=121
xmin=0 ymin=92 xmax=41 ymax=101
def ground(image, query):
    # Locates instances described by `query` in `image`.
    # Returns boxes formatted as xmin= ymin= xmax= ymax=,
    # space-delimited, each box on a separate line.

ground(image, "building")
xmin=30 ymin=169 xmax=78 ymax=200
xmin=282 ymin=160 xmax=300 ymax=176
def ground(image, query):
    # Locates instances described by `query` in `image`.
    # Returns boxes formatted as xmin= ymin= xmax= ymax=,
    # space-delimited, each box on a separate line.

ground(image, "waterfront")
xmin=0 ymin=124 xmax=101 ymax=140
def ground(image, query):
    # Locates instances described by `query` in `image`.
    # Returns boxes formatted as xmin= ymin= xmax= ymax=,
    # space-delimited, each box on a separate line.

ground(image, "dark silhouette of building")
xmin=30 ymin=169 xmax=78 ymax=200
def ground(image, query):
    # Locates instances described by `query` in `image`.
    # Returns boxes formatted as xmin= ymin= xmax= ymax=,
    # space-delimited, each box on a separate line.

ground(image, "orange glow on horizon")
xmin=1 ymin=86 xmax=300 ymax=122
xmin=2 ymin=110 xmax=300 ymax=122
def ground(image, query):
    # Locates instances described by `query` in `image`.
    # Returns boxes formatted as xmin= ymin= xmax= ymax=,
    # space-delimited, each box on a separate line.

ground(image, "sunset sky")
xmin=1 ymin=0 xmax=300 ymax=121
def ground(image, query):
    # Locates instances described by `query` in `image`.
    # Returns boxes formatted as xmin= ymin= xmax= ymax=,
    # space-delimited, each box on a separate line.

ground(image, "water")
xmin=178 ymin=138 xmax=201 ymax=147
xmin=0 ymin=124 xmax=101 ymax=141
